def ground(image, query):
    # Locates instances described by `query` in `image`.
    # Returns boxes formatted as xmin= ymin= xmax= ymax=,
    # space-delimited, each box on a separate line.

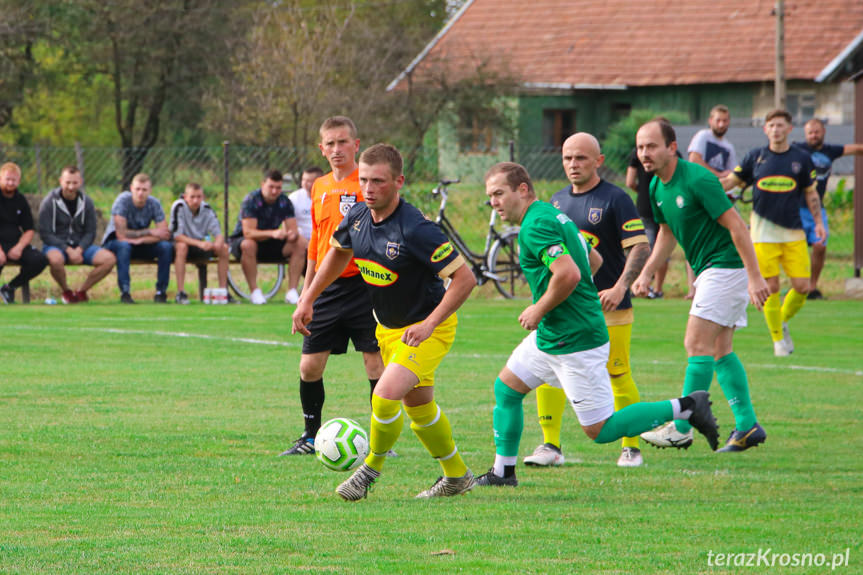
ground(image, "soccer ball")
xmin=315 ymin=417 xmax=369 ymax=472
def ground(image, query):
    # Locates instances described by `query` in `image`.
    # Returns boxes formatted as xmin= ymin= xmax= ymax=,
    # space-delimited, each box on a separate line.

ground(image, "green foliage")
xmin=825 ymin=178 xmax=853 ymax=209
xmin=602 ymin=109 xmax=690 ymax=175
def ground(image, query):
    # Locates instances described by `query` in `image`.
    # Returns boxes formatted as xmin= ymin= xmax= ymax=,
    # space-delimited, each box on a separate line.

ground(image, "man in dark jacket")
xmin=0 ymin=162 xmax=47 ymax=303
xmin=38 ymin=166 xmax=116 ymax=303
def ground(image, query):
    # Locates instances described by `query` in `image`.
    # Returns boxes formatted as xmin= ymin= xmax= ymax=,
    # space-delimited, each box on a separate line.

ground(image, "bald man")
xmin=525 ymin=132 xmax=651 ymax=468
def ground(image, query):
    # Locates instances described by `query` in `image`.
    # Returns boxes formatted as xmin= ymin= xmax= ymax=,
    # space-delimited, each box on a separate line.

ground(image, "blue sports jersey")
xmin=792 ymin=141 xmax=844 ymax=201
xmin=733 ymin=146 xmax=815 ymax=230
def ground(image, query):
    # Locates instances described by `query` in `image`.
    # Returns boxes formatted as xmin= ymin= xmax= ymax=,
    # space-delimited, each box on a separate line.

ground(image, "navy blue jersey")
xmin=551 ymin=180 xmax=647 ymax=311
xmin=733 ymin=146 xmax=815 ymax=230
xmin=231 ymin=189 xmax=295 ymax=238
xmin=331 ymin=198 xmax=464 ymax=329
xmin=792 ymin=141 xmax=844 ymax=201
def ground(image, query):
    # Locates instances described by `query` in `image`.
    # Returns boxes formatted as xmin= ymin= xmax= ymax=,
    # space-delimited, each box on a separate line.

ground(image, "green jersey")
xmin=649 ymin=159 xmax=742 ymax=276
xmin=519 ymin=201 xmax=608 ymax=355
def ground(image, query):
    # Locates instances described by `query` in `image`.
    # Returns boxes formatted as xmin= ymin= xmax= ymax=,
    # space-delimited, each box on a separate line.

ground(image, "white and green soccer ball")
xmin=315 ymin=417 xmax=370 ymax=472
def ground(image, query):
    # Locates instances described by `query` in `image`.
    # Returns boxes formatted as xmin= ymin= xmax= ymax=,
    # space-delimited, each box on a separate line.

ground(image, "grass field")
xmin=1 ymin=298 xmax=860 ymax=574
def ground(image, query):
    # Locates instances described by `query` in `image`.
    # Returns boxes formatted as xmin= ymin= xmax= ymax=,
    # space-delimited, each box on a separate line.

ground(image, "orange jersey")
xmin=309 ymin=169 xmax=363 ymax=276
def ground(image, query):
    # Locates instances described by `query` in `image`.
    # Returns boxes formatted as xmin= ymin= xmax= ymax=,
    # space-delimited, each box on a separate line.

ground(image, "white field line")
xmin=8 ymin=325 xmax=861 ymax=376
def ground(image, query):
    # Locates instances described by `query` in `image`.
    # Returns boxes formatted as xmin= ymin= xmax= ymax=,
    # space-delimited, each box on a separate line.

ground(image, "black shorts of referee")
xmin=302 ymin=274 xmax=379 ymax=355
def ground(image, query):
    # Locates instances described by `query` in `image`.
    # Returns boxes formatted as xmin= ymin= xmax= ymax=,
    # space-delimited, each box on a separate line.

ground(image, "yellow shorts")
xmin=754 ymin=240 xmax=810 ymax=279
xmin=605 ymin=322 xmax=632 ymax=377
xmin=375 ymin=313 xmax=457 ymax=388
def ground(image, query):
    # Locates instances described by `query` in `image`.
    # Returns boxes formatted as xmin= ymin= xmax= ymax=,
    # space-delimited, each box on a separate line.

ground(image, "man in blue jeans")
xmin=102 ymin=173 xmax=173 ymax=303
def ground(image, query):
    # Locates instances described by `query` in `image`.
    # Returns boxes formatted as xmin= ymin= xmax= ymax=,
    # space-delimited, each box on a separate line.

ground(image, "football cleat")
xmin=415 ymin=470 xmax=475 ymax=498
xmin=278 ymin=432 xmax=315 ymax=456
xmin=336 ymin=463 xmax=379 ymax=501
xmin=773 ymin=339 xmax=792 ymax=357
xmin=640 ymin=421 xmax=694 ymax=449
xmin=617 ymin=447 xmax=643 ymax=467
xmin=717 ymin=423 xmax=767 ymax=452
xmin=781 ymin=322 xmax=794 ymax=354
xmin=687 ymin=390 xmax=719 ymax=450
xmin=475 ymin=468 xmax=518 ymax=487
xmin=523 ymin=443 xmax=565 ymax=467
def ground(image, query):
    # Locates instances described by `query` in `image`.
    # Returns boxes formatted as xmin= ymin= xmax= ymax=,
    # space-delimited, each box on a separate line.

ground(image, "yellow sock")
xmin=611 ymin=371 xmax=641 ymax=449
xmin=404 ymin=400 xmax=468 ymax=478
xmin=536 ymin=384 xmax=567 ymax=448
xmin=763 ymin=293 xmax=783 ymax=342
xmin=781 ymin=288 xmax=807 ymax=323
xmin=365 ymin=395 xmax=403 ymax=472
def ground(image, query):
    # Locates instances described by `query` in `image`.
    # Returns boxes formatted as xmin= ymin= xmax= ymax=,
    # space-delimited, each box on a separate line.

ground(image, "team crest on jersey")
xmin=791 ymin=162 xmax=801 ymax=174
xmin=588 ymin=208 xmax=603 ymax=224
xmin=355 ymin=259 xmax=398 ymax=286
xmin=552 ymin=200 xmax=561 ymax=210
xmin=676 ymin=196 xmax=685 ymax=208
xmin=386 ymin=242 xmax=400 ymax=260
xmin=431 ymin=242 xmax=454 ymax=263
xmin=580 ymin=230 xmax=599 ymax=248
xmin=339 ymin=195 xmax=356 ymax=216
xmin=352 ymin=219 xmax=362 ymax=231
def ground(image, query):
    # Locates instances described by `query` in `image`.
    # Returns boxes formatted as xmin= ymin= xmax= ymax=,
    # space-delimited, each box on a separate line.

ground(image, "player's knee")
xmin=583 ymin=421 xmax=603 ymax=441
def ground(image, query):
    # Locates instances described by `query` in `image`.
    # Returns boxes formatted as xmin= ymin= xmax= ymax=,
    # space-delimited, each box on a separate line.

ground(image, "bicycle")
xmin=431 ymin=178 xmax=528 ymax=299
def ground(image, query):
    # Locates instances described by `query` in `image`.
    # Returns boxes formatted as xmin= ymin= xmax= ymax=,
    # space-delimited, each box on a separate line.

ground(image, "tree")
xmin=0 ymin=1 xmax=44 ymax=128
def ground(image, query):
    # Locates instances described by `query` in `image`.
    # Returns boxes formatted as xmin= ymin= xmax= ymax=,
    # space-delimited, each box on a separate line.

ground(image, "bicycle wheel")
xmin=487 ymin=229 xmax=528 ymax=299
xmin=227 ymin=263 xmax=285 ymax=301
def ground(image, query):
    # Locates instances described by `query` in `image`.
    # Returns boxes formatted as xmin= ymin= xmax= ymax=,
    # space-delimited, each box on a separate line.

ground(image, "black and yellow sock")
xmin=365 ymin=395 xmax=403 ymax=472
xmin=535 ymin=384 xmax=566 ymax=448
xmin=405 ymin=400 xmax=467 ymax=478
xmin=764 ymin=293 xmax=783 ymax=342
xmin=781 ymin=288 xmax=807 ymax=323
xmin=611 ymin=371 xmax=641 ymax=449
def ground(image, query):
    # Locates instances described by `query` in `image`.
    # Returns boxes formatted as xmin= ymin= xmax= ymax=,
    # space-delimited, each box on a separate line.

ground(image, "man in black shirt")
xmin=0 ymin=162 xmax=47 ymax=303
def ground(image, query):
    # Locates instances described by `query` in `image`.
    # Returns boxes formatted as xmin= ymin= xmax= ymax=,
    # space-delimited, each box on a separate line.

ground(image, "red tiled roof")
xmin=396 ymin=0 xmax=863 ymax=88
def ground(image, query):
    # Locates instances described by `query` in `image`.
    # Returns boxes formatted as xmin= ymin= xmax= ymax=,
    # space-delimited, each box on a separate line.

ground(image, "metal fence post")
xmin=35 ymin=144 xmax=42 ymax=195
xmin=223 ymin=140 xmax=230 ymax=238
xmin=509 ymin=140 xmax=515 ymax=163
xmin=75 ymin=142 xmax=85 ymax=180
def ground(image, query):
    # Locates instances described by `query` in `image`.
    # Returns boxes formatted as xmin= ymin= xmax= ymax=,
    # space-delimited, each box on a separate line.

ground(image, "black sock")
xmin=678 ymin=395 xmax=695 ymax=414
xmin=368 ymin=378 xmax=379 ymax=405
xmin=299 ymin=378 xmax=324 ymax=437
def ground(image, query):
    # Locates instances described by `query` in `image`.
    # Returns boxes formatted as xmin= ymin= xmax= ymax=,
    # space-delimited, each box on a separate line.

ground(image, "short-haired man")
xmin=38 ymin=166 xmax=116 ymax=303
xmin=633 ymin=119 xmax=770 ymax=452
xmin=293 ymin=144 xmax=477 ymax=500
xmin=0 ymin=162 xmax=47 ymax=303
xmin=280 ymin=117 xmax=384 ymax=457
xmin=721 ymin=109 xmax=822 ymax=357
xmin=526 ymin=133 xmax=650 ymax=468
xmin=476 ymin=162 xmax=720 ymax=488
xmin=792 ymin=118 xmax=863 ymax=299
xmin=229 ymin=169 xmax=306 ymax=305
xmin=289 ymin=166 xmax=324 ymax=243
xmin=102 ymin=173 xmax=174 ymax=303
xmin=688 ymin=105 xmax=737 ymax=178
xmin=170 ymin=182 xmax=230 ymax=304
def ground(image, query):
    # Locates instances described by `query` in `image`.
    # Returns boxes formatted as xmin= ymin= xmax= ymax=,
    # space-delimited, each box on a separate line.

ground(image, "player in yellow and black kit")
xmin=292 ymin=144 xmax=477 ymax=501
xmin=525 ymin=133 xmax=651 ymax=468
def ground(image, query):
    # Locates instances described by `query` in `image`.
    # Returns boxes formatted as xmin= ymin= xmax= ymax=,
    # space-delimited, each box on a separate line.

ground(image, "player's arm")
xmin=401 ymin=263 xmax=476 ymax=347
xmin=720 ymin=171 xmax=745 ymax=192
xmin=632 ymin=224 xmax=676 ymax=297
xmin=8 ymin=228 xmax=34 ymax=260
xmin=242 ymin=217 xmax=280 ymax=241
xmin=625 ymin=166 xmax=638 ymax=192
xmin=588 ymin=247 xmax=603 ymax=276
xmin=282 ymin=217 xmax=299 ymax=242
xmin=803 ymin=183 xmax=825 ymax=244
xmin=291 ymin=246 xmax=353 ymax=336
xmin=599 ymin=241 xmax=649 ymax=312
xmin=716 ymin=207 xmax=769 ymax=310
xmin=688 ymin=151 xmax=727 ymax=178
xmin=140 ymin=218 xmax=170 ymax=243
xmin=843 ymin=143 xmax=863 ymax=156
xmin=518 ymin=253 xmax=580 ymax=331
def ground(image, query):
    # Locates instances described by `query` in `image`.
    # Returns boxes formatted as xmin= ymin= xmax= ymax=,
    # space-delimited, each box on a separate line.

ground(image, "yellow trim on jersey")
xmin=621 ymin=234 xmax=648 ymax=249
xmin=437 ymin=254 xmax=466 ymax=279
xmin=375 ymin=313 xmax=458 ymax=387
xmin=603 ymin=308 xmax=633 ymax=327
xmin=753 ymin=240 xmax=810 ymax=279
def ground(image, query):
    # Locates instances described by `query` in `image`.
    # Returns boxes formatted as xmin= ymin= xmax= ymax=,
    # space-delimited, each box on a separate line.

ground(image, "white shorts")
xmin=690 ymin=267 xmax=749 ymax=328
xmin=506 ymin=332 xmax=615 ymax=426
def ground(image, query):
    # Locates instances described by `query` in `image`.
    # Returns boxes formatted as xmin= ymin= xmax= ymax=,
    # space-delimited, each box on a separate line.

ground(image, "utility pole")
xmin=775 ymin=0 xmax=786 ymax=109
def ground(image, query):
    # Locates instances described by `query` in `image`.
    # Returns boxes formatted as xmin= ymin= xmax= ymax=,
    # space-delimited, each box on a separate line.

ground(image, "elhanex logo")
xmin=622 ymin=218 xmax=645 ymax=232
xmin=757 ymin=176 xmax=796 ymax=193
xmin=355 ymin=259 xmax=398 ymax=286
xmin=386 ymin=242 xmax=399 ymax=260
xmin=430 ymin=242 xmax=454 ymax=263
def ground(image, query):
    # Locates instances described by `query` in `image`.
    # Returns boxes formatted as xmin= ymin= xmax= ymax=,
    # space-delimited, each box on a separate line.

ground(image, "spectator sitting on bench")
xmin=38 ymin=166 xmax=116 ymax=304
xmin=170 ymin=182 xmax=231 ymax=304
xmin=0 ymin=162 xmax=48 ymax=303
xmin=102 ymin=173 xmax=173 ymax=304
xmin=229 ymin=169 xmax=306 ymax=305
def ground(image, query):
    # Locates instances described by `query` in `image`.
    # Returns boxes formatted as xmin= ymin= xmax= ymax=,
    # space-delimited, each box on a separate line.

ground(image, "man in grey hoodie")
xmin=38 ymin=166 xmax=116 ymax=303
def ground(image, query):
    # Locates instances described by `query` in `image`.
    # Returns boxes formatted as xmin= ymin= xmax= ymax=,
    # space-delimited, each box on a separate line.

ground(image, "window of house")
xmin=458 ymin=108 xmax=497 ymax=154
xmin=786 ymin=92 xmax=816 ymax=124
xmin=542 ymin=109 xmax=577 ymax=149
xmin=610 ymin=102 xmax=632 ymax=124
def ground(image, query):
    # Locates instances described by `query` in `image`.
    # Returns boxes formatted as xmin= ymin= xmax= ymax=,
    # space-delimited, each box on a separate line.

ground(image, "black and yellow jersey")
xmin=734 ymin=146 xmax=815 ymax=230
xmin=331 ymin=198 xmax=465 ymax=329
xmin=551 ymin=180 xmax=647 ymax=311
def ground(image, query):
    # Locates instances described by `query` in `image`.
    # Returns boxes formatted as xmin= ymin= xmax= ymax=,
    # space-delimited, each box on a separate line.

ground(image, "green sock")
xmin=715 ymin=352 xmax=757 ymax=431
xmin=594 ymin=400 xmax=673 ymax=444
xmin=493 ymin=378 xmax=526 ymax=457
xmin=675 ymin=355 xmax=714 ymax=433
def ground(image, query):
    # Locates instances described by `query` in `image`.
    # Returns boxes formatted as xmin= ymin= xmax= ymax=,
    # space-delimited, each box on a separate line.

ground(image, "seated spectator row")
xmin=0 ymin=162 xmax=322 ymax=304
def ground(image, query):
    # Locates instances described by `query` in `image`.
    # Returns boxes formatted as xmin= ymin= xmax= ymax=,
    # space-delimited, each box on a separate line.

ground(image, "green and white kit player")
xmin=633 ymin=119 xmax=771 ymax=452
xmin=476 ymin=162 xmax=720 ymax=487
